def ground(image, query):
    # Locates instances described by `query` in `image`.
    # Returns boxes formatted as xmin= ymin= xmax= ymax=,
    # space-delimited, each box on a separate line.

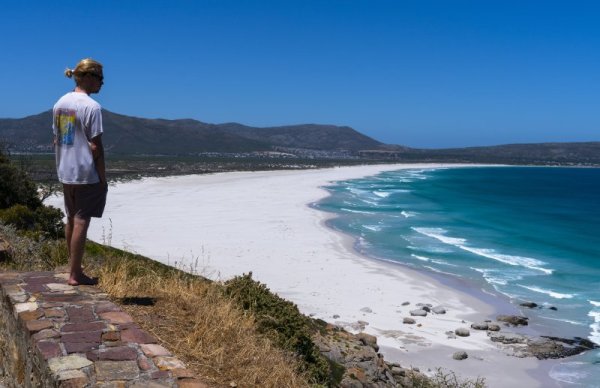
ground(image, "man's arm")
xmin=90 ymin=135 xmax=106 ymax=184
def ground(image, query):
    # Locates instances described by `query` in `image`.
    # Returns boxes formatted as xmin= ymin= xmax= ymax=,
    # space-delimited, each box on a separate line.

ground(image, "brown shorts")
xmin=63 ymin=182 xmax=108 ymax=219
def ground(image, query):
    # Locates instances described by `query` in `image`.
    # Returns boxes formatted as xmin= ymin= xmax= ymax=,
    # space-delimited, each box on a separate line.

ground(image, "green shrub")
xmin=224 ymin=273 xmax=330 ymax=385
xmin=0 ymin=204 xmax=64 ymax=238
xmin=33 ymin=205 xmax=65 ymax=238
xmin=0 ymin=205 xmax=36 ymax=230
xmin=0 ymin=156 xmax=42 ymax=210
xmin=0 ymin=149 xmax=64 ymax=238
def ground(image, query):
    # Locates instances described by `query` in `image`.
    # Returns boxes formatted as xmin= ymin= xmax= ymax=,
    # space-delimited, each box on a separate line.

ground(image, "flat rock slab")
xmin=97 ymin=346 xmax=139 ymax=361
xmin=95 ymin=360 xmax=140 ymax=380
xmin=46 ymin=283 xmax=74 ymax=292
xmin=48 ymin=355 xmax=94 ymax=374
xmin=56 ymin=369 xmax=88 ymax=386
xmin=141 ymin=344 xmax=172 ymax=357
xmin=99 ymin=311 xmax=134 ymax=324
xmin=0 ymin=270 xmax=203 ymax=387
xmin=154 ymin=356 xmax=186 ymax=371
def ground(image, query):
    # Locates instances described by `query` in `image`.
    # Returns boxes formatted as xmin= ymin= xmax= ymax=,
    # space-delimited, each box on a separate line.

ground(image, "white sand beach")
xmin=46 ymin=164 xmax=544 ymax=387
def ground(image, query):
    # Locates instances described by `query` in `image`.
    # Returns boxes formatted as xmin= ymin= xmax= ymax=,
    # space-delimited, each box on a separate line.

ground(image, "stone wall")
xmin=0 ymin=272 xmax=47 ymax=387
xmin=0 ymin=271 xmax=206 ymax=388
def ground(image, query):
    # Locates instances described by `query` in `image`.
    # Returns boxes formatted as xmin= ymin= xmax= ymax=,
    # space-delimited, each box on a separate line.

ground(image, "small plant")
xmin=101 ymin=218 xmax=113 ymax=246
xmin=406 ymin=367 xmax=486 ymax=388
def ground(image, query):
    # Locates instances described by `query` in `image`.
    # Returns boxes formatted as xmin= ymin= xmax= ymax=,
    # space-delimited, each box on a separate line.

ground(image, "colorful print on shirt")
xmin=55 ymin=108 xmax=76 ymax=145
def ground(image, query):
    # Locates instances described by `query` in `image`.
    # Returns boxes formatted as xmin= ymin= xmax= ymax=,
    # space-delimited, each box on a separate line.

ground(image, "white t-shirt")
xmin=53 ymin=92 xmax=103 ymax=184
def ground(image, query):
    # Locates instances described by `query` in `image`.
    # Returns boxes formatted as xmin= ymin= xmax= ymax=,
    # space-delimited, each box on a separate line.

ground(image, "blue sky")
xmin=1 ymin=1 xmax=599 ymax=148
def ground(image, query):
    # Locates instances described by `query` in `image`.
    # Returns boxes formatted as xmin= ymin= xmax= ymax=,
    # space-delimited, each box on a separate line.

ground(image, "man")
xmin=53 ymin=58 xmax=107 ymax=286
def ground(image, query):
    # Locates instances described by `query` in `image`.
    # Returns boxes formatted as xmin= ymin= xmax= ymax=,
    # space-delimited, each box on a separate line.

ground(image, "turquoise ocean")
xmin=315 ymin=166 xmax=600 ymax=387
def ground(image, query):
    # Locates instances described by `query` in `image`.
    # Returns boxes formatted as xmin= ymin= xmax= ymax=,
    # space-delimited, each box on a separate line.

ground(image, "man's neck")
xmin=74 ymin=86 xmax=90 ymax=95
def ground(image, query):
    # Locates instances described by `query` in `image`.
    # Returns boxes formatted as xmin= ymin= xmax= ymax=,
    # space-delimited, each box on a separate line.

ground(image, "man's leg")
xmin=67 ymin=215 xmax=95 ymax=285
xmin=65 ymin=216 xmax=74 ymax=261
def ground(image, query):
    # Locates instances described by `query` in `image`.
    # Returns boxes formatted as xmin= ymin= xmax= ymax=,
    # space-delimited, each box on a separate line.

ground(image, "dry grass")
xmin=94 ymin=258 xmax=310 ymax=388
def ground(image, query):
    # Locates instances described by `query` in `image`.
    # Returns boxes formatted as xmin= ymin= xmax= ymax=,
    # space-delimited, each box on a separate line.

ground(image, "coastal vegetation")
xmin=0 ymin=147 xmax=63 ymax=239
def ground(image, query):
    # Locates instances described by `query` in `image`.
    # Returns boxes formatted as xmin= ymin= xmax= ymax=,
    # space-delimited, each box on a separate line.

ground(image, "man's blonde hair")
xmin=64 ymin=58 xmax=103 ymax=84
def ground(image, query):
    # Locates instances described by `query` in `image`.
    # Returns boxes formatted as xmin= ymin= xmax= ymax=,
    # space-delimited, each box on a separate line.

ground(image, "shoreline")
xmin=311 ymin=182 xmax=549 ymax=387
xmin=45 ymin=163 xmax=553 ymax=387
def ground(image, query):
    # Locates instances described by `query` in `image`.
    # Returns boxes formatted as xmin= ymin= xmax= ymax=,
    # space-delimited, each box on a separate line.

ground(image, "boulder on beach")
xmin=471 ymin=322 xmax=488 ymax=330
xmin=401 ymin=301 xmax=410 ymax=306
xmin=488 ymin=332 xmax=527 ymax=344
xmin=519 ymin=302 xmax=538 ymax=308
xmin=455 ymin=328 xmax=470 ymax=337
xmin=487 ymin=323 xmax=501 ymax=332
xmin=432 ymin=306 xmax=446 ymax=314
xmin=453 ymin=351 xmax=468 ymax=360
xmin=410 ymin=309 xmax=428 ymax=317
xmin=360 ymin=307 xmax=373 ymax=313
xmin=497 ymin=315 xmax=529 ymax=326
xmin=416 ymin=303 xmax=432 ymax=312
xmin=403 ymin=317 xmax=416 ymax=324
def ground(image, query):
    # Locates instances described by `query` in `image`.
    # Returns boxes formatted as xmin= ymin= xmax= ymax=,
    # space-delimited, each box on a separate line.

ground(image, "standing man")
xmin=53 ymin=58 xmax=107 ymax=286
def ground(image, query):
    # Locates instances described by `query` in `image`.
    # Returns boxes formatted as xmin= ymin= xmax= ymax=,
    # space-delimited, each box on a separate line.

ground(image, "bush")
xmin=33 ymin=205 xmax=65 ymax=238
xmin=0 ymin=148 xmax=64 ymax=238
xmin=0 ymin=205 xmax=35 ymax=230
xmin=224 ymin=273 xmax=330 ymax=385
xmin=0 ymin=161 xmax=42 ymax=210
xmin=0 ymin=204 xmax=64 ymax=238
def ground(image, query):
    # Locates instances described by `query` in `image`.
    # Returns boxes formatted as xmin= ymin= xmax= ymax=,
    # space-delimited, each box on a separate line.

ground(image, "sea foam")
xmin=413 ymin=227 xmax=553 ymax=274
xmin=411 ymin=254 xmax=430 ymax=262
xmin=470 ymin=268 xmax=509 ymax=286
xmin=373 ymin=191 xmax=392 ymax=198
xmin=549 ymin=362 xmax=593 ymax=385
xmin=588 ymin=302 xmax=600 ymax=344
xmin=518 ymin=285 xmax=575 ymax=299
xmin=340 ymin=208 xmax=375 ymax=215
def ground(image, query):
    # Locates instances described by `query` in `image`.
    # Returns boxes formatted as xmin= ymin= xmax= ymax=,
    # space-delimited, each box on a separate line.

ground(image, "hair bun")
xmin=64 ymin=68 xmax=74 ymax=78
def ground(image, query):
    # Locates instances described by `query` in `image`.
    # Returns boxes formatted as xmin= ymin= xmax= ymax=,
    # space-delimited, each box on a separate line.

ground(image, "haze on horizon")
xmin=1 ymin=1 xmax=599 ymax=149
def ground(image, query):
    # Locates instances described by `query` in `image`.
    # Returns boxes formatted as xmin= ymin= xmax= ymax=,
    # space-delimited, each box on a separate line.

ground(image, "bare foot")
xmin=68 ymin=274 xmax=99 ymax=286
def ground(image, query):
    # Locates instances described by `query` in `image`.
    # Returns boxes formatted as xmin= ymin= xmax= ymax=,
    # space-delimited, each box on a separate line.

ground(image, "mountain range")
xmin=1 ymin=110 xmax=598 ymax=165
xmin=0 ymin=110 xmax=381 ymax=155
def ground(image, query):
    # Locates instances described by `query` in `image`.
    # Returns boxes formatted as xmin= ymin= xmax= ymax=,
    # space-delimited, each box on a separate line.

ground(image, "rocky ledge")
xmin=315 ymin=306 xmax=599 ymax=386
xmin=313 ymin=324 xmax=429 ymax=387
xmin=489 ymin=332 xmax=599 ymax=359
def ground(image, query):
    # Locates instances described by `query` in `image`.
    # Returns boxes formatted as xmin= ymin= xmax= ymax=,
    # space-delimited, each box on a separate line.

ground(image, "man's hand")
xmin=89 ymin=141 xmax=100 ymax=159
xmin=90 ymin=135 xmax=106 ymax=184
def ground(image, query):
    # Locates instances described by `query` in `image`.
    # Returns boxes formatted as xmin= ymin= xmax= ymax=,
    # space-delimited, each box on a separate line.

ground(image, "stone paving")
xmin=0 ymin=270 xmax=207 ymax=387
